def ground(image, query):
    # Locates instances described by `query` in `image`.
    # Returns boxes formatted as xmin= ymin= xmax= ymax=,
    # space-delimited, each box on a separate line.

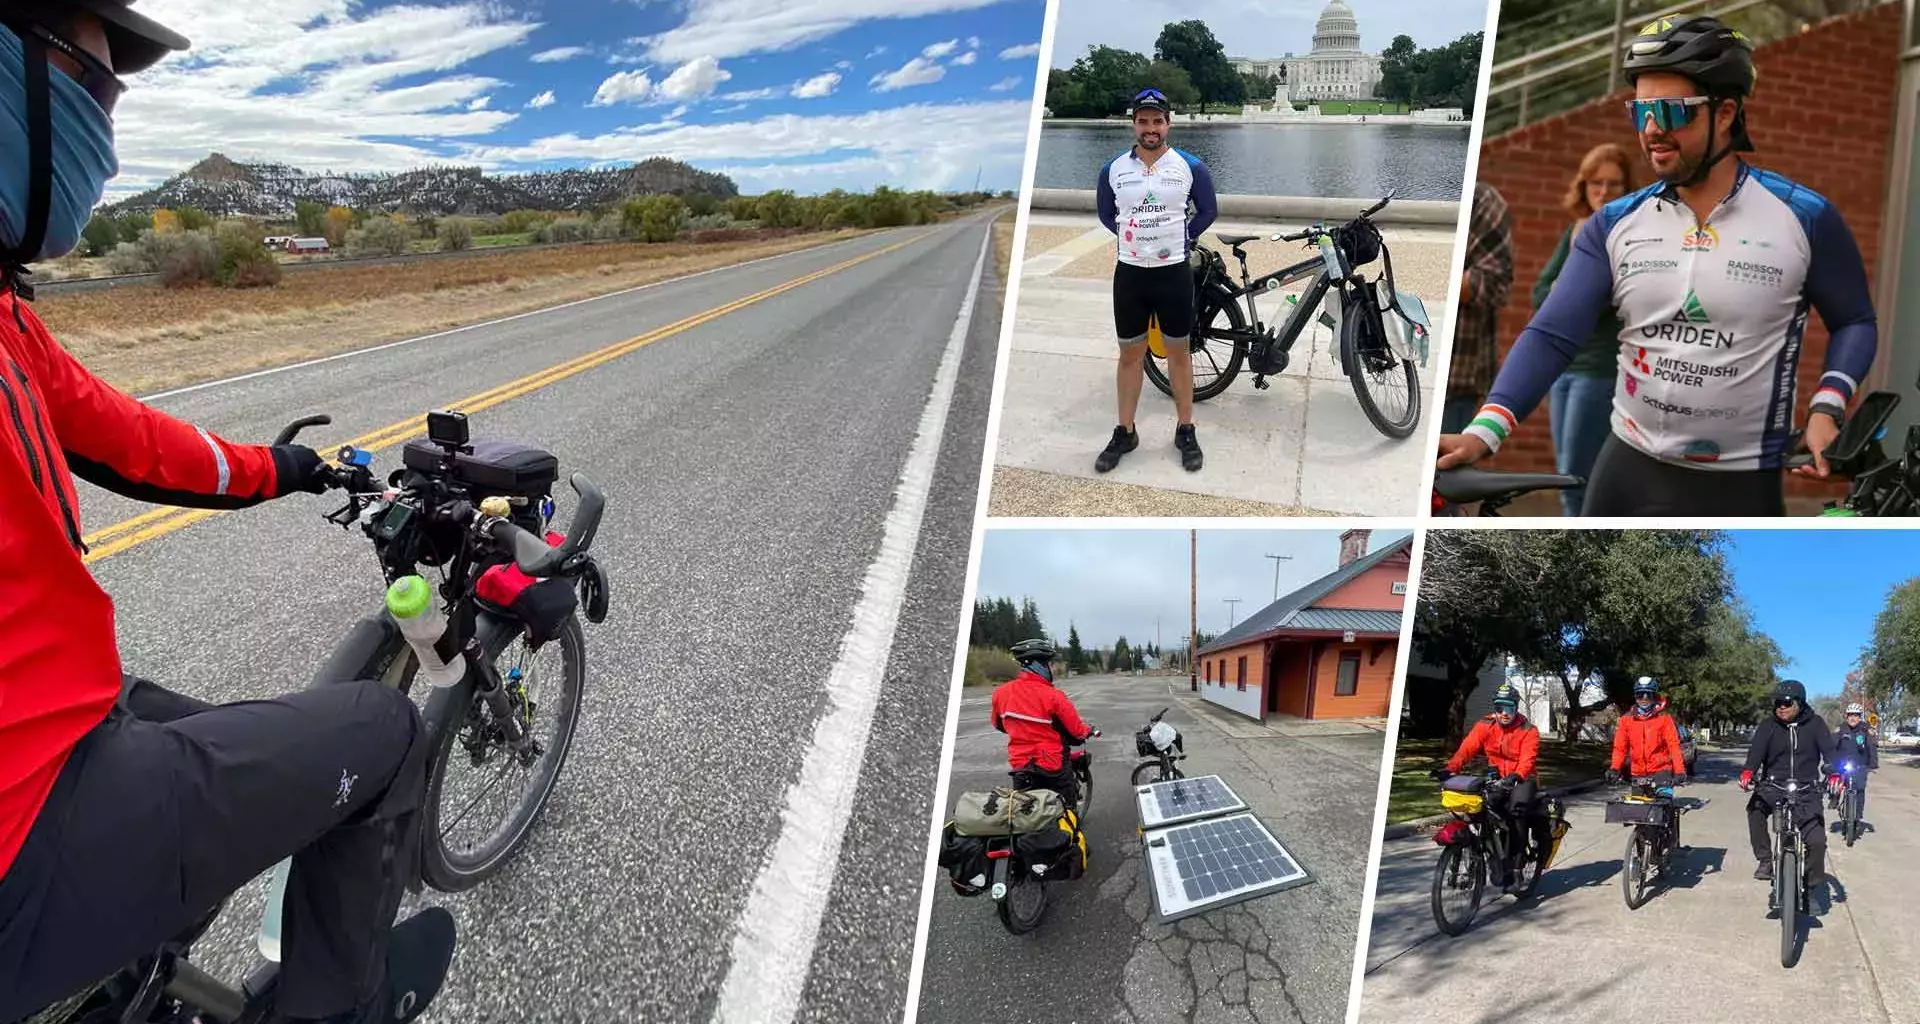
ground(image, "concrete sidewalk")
xmin=988 ymin=212 xmax=1453 ymax=517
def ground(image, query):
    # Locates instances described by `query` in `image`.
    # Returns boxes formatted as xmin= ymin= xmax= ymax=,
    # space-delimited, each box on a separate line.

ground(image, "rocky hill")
xmin=104 ymin=153 xmax=738 ymax=218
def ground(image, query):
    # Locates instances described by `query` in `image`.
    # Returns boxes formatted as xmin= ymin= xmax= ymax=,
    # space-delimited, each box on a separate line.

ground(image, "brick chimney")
xmin=1339 ymin=529 xmax=1370 ymax=567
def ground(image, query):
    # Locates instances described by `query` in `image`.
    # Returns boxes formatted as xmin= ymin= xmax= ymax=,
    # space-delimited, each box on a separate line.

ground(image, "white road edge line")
xmin=711 ymin=225 xmax=990 ymax=1024
xmin=137 ymin=231 xmax=880 ymax=404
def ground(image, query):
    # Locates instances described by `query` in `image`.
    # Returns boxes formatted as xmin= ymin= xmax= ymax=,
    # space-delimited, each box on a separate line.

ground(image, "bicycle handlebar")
xmin=1361 ymin=192 xmax=1395 ymax=219
xmin=274 ymin=415 xmax=332 ymax=446
xmin=480 ymin=472 xmax=605 ymax=578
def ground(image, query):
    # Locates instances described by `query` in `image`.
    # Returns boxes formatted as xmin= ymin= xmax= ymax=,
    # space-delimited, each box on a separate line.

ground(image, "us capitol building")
xmin=1229 ymin=0 xmax=1386 ymax=102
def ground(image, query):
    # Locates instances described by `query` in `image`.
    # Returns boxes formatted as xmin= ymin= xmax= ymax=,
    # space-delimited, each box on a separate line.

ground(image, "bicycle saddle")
xmin=1215 ymin=233 xmax=1259 ymax=247
xmin=1434 ymin=467 xmax=1581 ymax=503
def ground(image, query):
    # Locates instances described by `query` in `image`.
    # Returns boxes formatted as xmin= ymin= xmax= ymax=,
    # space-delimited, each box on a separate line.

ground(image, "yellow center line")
xmin=80 ymin=232 xmax=928 ymax=564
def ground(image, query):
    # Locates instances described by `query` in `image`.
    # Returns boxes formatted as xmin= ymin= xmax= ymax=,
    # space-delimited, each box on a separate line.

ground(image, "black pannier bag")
xmin=937 ymin=822 xmax=989 ymax=896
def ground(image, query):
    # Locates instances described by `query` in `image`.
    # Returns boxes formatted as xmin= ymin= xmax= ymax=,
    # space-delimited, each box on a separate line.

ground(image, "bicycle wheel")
xmin=1145 ymin=288 xmax=1247 ymax=402
xmin=1076 ymin=762 xmax=1093 ymax=817
xmin=1778 ymin=848 xmax=1799 ymax=968
xmin=1340 ymin=289 xmax=1421 ymax=438
xmin=1621 ymin=829 xmax=1652 ymax=910
xmin=1844 ymin=789 xmax=1857 ymax=847
xmin=1130 ymin=759 xmax=1184 ymax=786
xmin=419 ymin=614 xmax=586 ymax=891
xmin=996 ymin=873 xmax=1048 ymax=934
xmin=1430 ymin=843 xmax=1485 ymax=936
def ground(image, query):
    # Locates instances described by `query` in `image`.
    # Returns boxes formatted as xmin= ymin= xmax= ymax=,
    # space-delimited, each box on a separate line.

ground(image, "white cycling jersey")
xmin=1468 ymin=162 xmax=1876 ymax=471
xmin=1095 ymin=147 xmax=1217 ymax=269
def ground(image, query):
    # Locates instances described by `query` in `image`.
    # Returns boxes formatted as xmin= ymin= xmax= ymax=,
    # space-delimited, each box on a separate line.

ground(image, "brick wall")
xmin=1468 ymin=3 xmax=1903 ymax=499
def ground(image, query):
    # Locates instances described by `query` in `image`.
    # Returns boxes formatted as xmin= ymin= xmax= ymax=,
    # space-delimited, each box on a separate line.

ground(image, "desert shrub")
xmin=215 ymin=224 xmax=281 ymax=288
xmin=537 ymin=217 xmax=592 ymax=244
xmin=621 ymin=195 xmax=684 ymax=243
xmin=437 ymin=217 xmax=474 ymax=252
xmin=967 ymin=645 xmax=1021 ymax=685
xmin=156 ymin=230 xmax=218 ymax=288
xmin=347 ymin=216 xmax=411 ymax=256
xmin=590 ymin=214 xmax=625 ymax=240
xmin=684 ymin=212 xmax=732 ymax=232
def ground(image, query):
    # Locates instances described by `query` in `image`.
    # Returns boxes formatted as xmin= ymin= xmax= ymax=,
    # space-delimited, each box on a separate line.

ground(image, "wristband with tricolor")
xmin=1461 ymin=404 xmax=1516 ymax=454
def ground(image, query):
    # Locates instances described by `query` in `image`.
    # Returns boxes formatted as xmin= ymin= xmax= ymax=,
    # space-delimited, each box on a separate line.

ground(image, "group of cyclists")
xmin=1435 ymin=675 xmax=1882 ymax=895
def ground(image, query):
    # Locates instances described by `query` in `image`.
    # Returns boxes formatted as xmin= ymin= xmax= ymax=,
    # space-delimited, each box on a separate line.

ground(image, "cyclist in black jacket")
xmin=1832 ymin=702 xmax=1879 ymax=823
xmin=1739 ymin=679 xmax=1836 ymax=885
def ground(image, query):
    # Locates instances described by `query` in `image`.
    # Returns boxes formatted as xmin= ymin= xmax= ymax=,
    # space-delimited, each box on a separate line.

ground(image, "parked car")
xmin=1888 ymin=729 xmax=1918 ymax=749
xmin=1676 ymin=724 xmax=1698 ymax=776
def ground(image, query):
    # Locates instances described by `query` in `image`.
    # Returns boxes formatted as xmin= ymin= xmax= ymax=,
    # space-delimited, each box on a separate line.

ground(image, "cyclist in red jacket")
xmin=1437 ymin=683 xmax=1545 ymax=890
xmin=1606 ymin=677 xmax=1689 ymax=846
xmin=0 ymin=6 xmax=449 ymax=1023
xmin=991 ymin=638 xmax=1098 ymax=803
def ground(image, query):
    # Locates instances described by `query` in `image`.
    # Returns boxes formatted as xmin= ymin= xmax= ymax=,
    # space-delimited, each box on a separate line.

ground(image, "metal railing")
xmin=1485 ymin=0 xmax=1900 ymax=137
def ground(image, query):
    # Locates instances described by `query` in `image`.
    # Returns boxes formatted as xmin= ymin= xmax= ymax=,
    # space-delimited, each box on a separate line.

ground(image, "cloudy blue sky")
xmin=1049 ymin=0 xmax=1491 ymax=71
xmin=974 ymin=528 xmax=1413 ymax=651
xmin=107 ymin=0 xmax=1048 ymax=197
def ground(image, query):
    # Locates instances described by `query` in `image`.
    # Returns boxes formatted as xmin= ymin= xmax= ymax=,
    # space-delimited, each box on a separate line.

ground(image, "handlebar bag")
xmin=1337 ymin=219 xmax=1382 ymax=268
xmin=476 ymin=530 xmax=579 ymax=646
xmin=952 ymin=787 xmax=1066 ymax=836
xmin=403 ymin=439 xmax=560 ymax=535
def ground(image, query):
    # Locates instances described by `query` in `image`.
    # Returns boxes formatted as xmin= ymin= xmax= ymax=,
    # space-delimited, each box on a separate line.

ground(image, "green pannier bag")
xmin=952 ymin=787 xmax=1066 ymax=836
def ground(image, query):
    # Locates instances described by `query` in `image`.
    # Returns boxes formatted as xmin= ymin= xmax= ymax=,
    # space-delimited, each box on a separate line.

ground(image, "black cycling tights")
xmin=1579 ymin=434 xmax=1785 ymax=516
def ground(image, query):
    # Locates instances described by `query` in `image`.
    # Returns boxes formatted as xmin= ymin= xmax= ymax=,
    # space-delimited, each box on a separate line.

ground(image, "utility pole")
xmin=1224 ymin=598 xmax=1241 ymax=629
xmin=1190 ymin=529 xmax=1198 ymax=693
xmin=1264 ymin=553 xmax=1294 ymax=602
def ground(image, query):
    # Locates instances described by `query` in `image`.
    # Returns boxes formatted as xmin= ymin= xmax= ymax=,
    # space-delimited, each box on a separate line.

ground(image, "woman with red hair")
xmin=1536 ymin=143 xmax=1635 ymax=515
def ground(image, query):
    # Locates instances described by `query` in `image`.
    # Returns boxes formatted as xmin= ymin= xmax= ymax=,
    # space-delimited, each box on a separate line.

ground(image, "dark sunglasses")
xmin=21 ymin=21 xmax=126 ymax=117
xmin=1626 ymin=96 xmax=1715 ymax=134
xmin=1774 ymin=697 xmax=1798 ymax=708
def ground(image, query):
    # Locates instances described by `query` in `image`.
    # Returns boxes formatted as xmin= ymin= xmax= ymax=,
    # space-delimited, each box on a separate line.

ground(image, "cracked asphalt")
xmin=916 ymin=674 xmax=1383 ymax=1024
xmin=1359 ymin=746 xmax=1920 ymax=1022
xmin=68 ymin=215 xmax=1004 ymax=1023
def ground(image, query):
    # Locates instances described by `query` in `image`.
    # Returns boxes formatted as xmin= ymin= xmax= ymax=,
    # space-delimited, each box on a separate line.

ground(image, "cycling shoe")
xmin=313 ymin=908 xmax=456 ymax=1024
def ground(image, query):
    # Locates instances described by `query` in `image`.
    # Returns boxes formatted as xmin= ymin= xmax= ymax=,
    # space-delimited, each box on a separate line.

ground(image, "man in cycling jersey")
xmin=991 ymin=638 xmax=1097 ymax=804
xmin=1438 ymin=684 xmax=1546 ymax=890
xmin=1435 ymin=16 xmax=1877 ymax=516
xmin=1831 ymin=701 xmax=1878 ymax=822
xmin=0 ymin=5 xmax=450 ymax=1022
xmin=1095 ymin=88 xmax=1218 ymax=475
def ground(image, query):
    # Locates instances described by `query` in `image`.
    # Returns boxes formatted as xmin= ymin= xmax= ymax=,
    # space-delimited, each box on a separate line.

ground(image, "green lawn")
xmin=1386 ymin=737 xmax=1612 ymax=825
xmin=474 ymin=232 xmax=539 ymax=248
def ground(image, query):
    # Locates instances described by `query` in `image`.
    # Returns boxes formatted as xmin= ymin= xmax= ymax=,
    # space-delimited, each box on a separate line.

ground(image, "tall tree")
xmin=1377 ymin=35 xmax=1420 ymax=106
xmin=1414 ymin=531 xmax=1560 ymax=746
xmin=1066 ymin=45 xmax=1152 ymax=117
xmin=1067 ymin=624 xmax=1086 ymax=674
xmin=1862 ymin=576 xmax=1920 ymax=707
xmin=1110 ymin=637 xmax=1133 ymax=672
xmin=1154 ymin=20 xmax=1241 ymax=114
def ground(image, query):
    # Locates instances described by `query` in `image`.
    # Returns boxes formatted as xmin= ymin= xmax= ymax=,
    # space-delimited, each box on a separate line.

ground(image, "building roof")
xmin=1286 ymin=608 xmax=1400 ymax=634
xmin=1198 ymin=535 xmax=1411 ymax=655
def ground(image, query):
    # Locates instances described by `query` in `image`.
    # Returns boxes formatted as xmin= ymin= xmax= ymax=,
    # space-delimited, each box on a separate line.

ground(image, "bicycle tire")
xmin=996 ymin=873 xmax=1048 ymax=934
xmin=1341 ymin=289 xmax=1421 ymax=439
xmin=1622 ymin=829 xmax=1652 ymax=910
xmin=1430 ymin=843 xmax=1484 ymax=936
xmin=1130 ymin=759 xmax=1184 ymax=786
xmin=1779 ymin=848 xmax=1799 ymax=967
xmin=419 ymin=614 xmax=586 ymax=892
xmin=1145 ymin=286 xmax=1247 ymax=403
xmin=1076 ymin=762 xmax=1093 ymax=817
xmin=1844 ymin=788 xmax=1857 ymax=847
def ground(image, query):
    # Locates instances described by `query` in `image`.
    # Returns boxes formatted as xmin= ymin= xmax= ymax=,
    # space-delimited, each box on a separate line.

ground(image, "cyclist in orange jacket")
xmin=1607 ymin=676 xmax=1689 ymax=846
xmin=1437 ymin=683 xmax=1545 ymax=890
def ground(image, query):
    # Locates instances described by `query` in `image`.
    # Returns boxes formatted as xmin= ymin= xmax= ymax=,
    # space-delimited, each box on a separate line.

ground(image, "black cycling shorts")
xmin=1112 ymin=260 xmax=1194 ymax=345
xmin=1580 ymin=434 xmax=1785 ymax=516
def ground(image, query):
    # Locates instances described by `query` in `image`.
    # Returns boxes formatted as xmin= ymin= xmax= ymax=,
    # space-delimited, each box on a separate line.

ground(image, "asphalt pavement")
xmin=76 ymin=214 xmax=1004 ymax=1023
xmin=1358 ymin=747 xmax=1920 ymax=1022
xmin=915 ymin=674 xmax=1384 ymax=1024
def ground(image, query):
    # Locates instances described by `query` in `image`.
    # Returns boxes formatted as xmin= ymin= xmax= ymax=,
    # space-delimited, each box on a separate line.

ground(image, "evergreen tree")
xmin=1067 ymin=624 xmax=1086 ymax=674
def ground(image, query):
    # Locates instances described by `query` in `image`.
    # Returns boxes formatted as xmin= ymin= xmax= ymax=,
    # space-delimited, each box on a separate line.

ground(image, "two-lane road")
xmin=1359 ymin=748 xmax=1920 ymax=1023
xmin=78 ymin=215 xmax=1006 ymax=1023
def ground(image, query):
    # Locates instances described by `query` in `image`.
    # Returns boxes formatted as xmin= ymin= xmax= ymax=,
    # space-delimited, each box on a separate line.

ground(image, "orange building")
xmin=1196 ymin=530 xmax=1410 ymax=722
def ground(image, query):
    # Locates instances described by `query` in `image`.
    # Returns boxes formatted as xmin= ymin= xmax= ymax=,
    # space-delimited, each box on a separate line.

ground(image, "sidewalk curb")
xmin=1381 ymin=776 xmax=1609 ymax=840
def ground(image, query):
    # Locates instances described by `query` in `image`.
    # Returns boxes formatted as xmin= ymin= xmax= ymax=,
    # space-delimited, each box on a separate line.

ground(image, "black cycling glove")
xmin=271 ymin=444 xmax=330 ymax=495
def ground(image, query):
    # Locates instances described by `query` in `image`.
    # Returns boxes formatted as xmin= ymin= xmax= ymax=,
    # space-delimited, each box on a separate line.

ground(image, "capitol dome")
xmin=1313 ymin=0 xmax=1363 ymax=53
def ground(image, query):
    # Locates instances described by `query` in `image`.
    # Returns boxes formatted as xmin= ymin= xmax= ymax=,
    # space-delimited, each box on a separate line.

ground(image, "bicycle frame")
xmin=1201 ymin=246 xmax=1343 ymax=362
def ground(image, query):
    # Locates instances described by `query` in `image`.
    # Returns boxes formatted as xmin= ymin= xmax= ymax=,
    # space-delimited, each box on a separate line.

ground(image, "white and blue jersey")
xmin=1467 ymin=162 xmax=1877 ymax=471
xmin=1096 ymin=147 xmax=1218 ymax=269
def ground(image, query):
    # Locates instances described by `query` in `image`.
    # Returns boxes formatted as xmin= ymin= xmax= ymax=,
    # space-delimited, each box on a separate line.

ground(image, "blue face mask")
xmin=1028 ymin=661 xmax=1053 ymax=682
xmin=0 ymin=26 xmax=119 ymax=262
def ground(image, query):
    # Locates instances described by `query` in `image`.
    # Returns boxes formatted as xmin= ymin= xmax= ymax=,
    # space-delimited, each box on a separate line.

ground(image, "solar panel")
xmin=1142 ymin=813 xmax=1313 ymax=922
xmin=1134 ymin=774 xmax=1248 ymax=829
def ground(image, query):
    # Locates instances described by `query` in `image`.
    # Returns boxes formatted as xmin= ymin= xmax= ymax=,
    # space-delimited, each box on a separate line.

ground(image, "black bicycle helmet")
xmin=1623 ymin=15 xmax=1756 ymax=161
xmin=1009 ymin=637 xmax=1056 ymax=663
